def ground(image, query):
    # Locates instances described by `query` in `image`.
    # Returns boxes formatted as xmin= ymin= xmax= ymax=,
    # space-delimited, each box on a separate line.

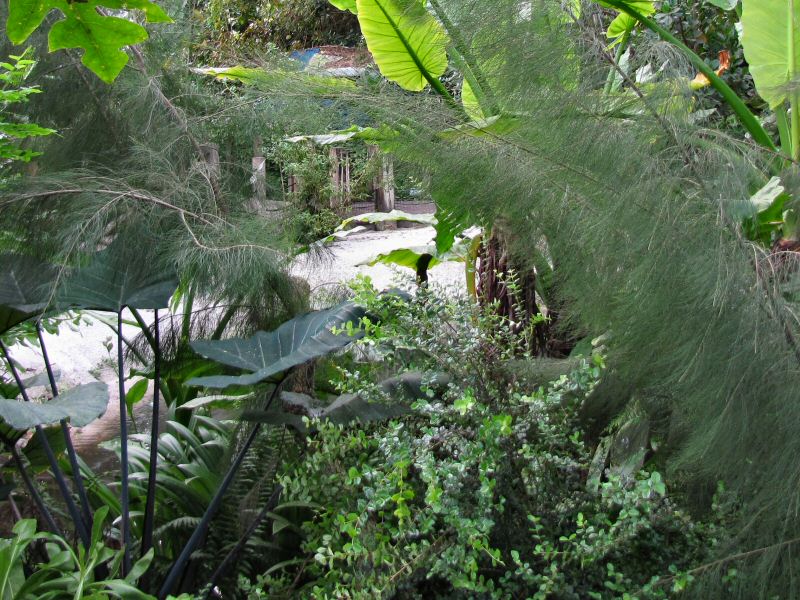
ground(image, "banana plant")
xmin=593 ymin=0 xmax=776 ymax=151
xmin=740 ymin=0 xmax=800 ymax=161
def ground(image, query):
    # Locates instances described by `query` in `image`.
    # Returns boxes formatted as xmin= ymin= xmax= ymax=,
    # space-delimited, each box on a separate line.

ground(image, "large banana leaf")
xmin=329 ymin=0 xmax=357 ymax=13
xmin=0 ymin=382 xmax=109 ymax=430
xmin=0 ymin=253 xmax=56 ymax=334
xmin=740 ymin=0 xmax=800 ymax=109
xmin=356 ymin=0 xmax=449 ymax=92
xmin=188 ymin=302 xmax=368 ymax=389
xmin=56 ymin=242 xmax=178 ymax=312
xmin=195 ymin=66 xmax=356 ymax=94
xmin=337 ymin=210 xmax=437 ymax=230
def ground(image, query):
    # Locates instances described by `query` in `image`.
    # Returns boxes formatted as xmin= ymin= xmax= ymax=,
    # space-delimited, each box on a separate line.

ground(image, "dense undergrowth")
xmin=236 ymin=281 xmax=721 ymax=599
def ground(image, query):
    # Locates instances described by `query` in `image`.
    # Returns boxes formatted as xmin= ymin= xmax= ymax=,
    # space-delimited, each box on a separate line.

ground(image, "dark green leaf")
xmin=0 ymin=382 xmax=109 ymax=429
xmin=188 ymin=302 xmax=367 ymax=389
xmin=124 ymin=379 xmax=149 ymax=416
xmin=0 ymin=253 xmax=57 ymax=334
xmin=57 ymin=241 xmax=178 ymax=311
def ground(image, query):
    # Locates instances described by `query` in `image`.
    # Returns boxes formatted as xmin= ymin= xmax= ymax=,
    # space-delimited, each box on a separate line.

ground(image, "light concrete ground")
xmin=6 ymin=227 xmax=464 ymax=465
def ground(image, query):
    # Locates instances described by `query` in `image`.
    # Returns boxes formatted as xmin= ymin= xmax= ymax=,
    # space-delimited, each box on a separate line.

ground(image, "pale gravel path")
xmin=7 ymin=227 xmax=463 ymax=465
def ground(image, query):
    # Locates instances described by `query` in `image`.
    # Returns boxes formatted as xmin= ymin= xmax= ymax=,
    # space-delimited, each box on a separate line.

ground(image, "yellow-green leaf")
xmin=195 ymin=66 xmax=356 ymax=94
xmin=599 ymin=1 xmax=655 ymax=40
xmin=461 ymin=78 xmax=484 ymax=120
xmin=329 ymin=0 xmax=358 ymax=13
xmin=740 ymin=0 xmax=800 ymax=109
xmin=356 ymin=0 xmax=449 ymax=92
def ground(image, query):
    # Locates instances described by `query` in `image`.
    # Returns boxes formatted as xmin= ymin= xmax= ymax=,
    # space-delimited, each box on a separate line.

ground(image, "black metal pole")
xmin=37 ymin=324 xmax=93 ymax=533
xmin=141 ymin=308 xmax=160 ymax=556
xmin=2 ymin=433 xmax=62 ymax=536
xmin=0 ymin=340 xmax=90 ymax=548
xmin=118 ymin=310 xmax=131 ymax=576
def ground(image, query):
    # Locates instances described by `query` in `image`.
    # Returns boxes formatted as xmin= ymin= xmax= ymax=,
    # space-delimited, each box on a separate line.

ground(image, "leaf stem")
xmin=36 ymin=324 xmax=94 ymax=535
xmin=158 ymin=375 xmax=289 ymax=599
xmin=1 ymin=433 xmax=62 ymax=536
xmin=117 ymin=310 xmax=131 ymax=576
xmin=0 ymin=339 xmax=90 ymax=548
xmin=141 ymin=308 xmax=160 ymax=558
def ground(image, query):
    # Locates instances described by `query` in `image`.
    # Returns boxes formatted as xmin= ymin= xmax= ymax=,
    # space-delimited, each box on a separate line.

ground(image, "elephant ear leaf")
xmin=56 ymin=241 xmax=178 ymax=312
xmin=740 ymin=0 xmax=800 ymax=109
xmin=6 ymin=0 xmax=172 ymax=84
xmin=356 ymin=0 xmax=449 ymax=92
xmin=188 ymin=302 xmax=368 ymax=389
xmin=329 ymin=0 xmax=358 ymax=13
xmin=0 ymin=382 xmax=109 ymax=430
xmin=597 ymin=1 xmax=655 ymax=44
xmin=0 ymin=253 xmax=57 ymax=334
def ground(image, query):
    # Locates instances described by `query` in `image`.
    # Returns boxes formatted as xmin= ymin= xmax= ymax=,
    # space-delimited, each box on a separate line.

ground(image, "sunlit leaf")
xmin=6 ymin=0 xmax=171 ymax=83
xmin=356 ymin=0 xmax=449 ymax=92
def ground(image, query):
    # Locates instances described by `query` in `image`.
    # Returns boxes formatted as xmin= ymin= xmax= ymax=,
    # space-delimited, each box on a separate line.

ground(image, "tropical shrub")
xmin=244 ymin=283 xmax=719 ymax=598
xmin=0 ymin=508 xmax=155 ymax=600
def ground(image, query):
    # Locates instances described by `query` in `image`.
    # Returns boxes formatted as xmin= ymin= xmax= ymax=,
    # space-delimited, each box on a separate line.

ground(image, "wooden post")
xmin=329 ymin=147 xmax=352 ymax=211
xmin=252 ymin=157 xmax=266 ymax=201
xmin=200 ymin=143 xmax=220 ymax=177
xmin=369 ymin=145 xmax=395 ymax=231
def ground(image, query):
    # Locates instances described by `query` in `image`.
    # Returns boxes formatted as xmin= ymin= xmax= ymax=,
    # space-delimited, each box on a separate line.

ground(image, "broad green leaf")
xmin=22 ymin=425 xmax=66 ymax=472
xmin=195 ymin=66 xmax=356 ymax=94
xmin=6 ymin=0 xmax=171 ymax=84
xmin=56 ymin=240 xmax=178 ymax=311
xmin=359 ymin=245 xmax=445 ymax=269
xmin=598 ymin=1 xmax=655 ymax=40
xmin=740 ymin=0 xmax=800 ymax=108
xmin=312 ymin=226 xmax=369 ymax=249
xmin=705 ymin=0 xmax=738 ymax=9
xmin=125 ymin=379 xmax=149 ymax=415
xmin=0 ymin=253 xmax=57 ymax=334
xmin=438 ymin=114 xmax=522 ymax=140
xmin=360 ymin=227 xmax=481 ymax=269
xmin=0 ymin=382 xmax=109 ymax=429
xmin=179 ymin=393 xmax=255 ymax=410
xmin=337 ymin=210 xmax=437 ymax=231
xmin=434 ymin=209 xmax=469 ymax=254
xmin=284 ymin=125 xmax=400 ymax=151
xmin=356 ymin=0 xmax=449 ymax=92
xmin=750 ymin=177 xmax=786 ymax=212
xmin=246 ymin=389 xmax=415 ymax=432
xmin=329 ymin=0 xmax=358 ymax=13
xmin=188 ymin=302 xmax=368 ymax=389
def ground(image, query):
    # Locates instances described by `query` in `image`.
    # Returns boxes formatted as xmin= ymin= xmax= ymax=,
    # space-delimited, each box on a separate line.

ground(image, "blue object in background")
xmin=290 ymin=48 xmax=321 ymax=66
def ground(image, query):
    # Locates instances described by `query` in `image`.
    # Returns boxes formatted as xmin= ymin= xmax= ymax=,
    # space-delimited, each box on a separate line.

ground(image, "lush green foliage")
xmin=6 ymin=0 xmax=171 ymax=83
xmin=244 ymin=284 xmax=717 ymax=598
xmin=0 ymin=50 xmax=54 ymax=166
xmin=4 ymin=0 xmax=800 ymax=598
xmin=0 ymin=508 xmax=155 ymax=600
